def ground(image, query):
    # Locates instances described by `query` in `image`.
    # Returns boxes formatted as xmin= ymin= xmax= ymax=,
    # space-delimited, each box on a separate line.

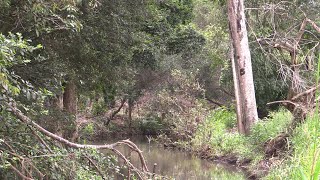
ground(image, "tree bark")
xmin=230 ymin=41 xmax=245 ymax=134
xmin=128 ymin=98 xmax=134 ymax=130
xmin=63 ymin=80 xmax=77 ymax=114
xmin=227 ymin=0 xmax=258 ymax=134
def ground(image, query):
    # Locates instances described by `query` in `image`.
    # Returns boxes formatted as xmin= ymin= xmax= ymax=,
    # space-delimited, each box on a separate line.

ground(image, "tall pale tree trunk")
xmin=63 ymin=80 xmax=77 ymax=115
xmin=227 ymin=0 xmax=258 ymax=134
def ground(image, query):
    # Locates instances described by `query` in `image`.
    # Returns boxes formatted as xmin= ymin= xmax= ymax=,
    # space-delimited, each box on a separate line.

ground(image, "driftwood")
xmin=5 ymin=102 xmax=149 ymax=180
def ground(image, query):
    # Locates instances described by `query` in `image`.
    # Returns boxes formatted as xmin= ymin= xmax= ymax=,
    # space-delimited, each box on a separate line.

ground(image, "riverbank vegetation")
xmin=1 ymin=0 xmax=319 ymax=179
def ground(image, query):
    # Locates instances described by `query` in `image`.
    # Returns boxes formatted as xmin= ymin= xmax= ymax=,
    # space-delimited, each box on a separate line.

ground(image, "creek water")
xmin=99 ymin=136 xmax=245 ymax=180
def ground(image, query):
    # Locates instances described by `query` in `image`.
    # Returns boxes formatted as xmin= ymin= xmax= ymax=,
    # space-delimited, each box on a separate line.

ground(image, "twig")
xmin=219 ymin=87 xmax=235 ymax=97
xmin=9 ymin=163 xmax=33 ymax=180
xmin=306 ymin=18 xmax=320 ymax=33
xmin=291 ymin=85 xmax=320 ymax=101
xmin=28 ymin=127 xmax=53 ymax=153
xmin=83 ymin=154 xmax=105 ymax=180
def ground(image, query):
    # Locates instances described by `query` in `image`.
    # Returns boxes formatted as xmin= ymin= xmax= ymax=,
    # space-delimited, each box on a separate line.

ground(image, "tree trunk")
xmin=128 ymin=98 xmax=134 ymax=130
xmin=230 ymin=41 xmax=245 ymax=134
xmin=63 ymin=80 xmax=77 ymax=115
xmin=227 ymin=0 xmax=258 ymax=134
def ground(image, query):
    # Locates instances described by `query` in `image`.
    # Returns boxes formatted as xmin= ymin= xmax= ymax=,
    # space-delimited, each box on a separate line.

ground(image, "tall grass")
xmin=192 ymin=107 xmax=292 ymax=160
xmin=266 ymin=54 xmax=320 ymax=180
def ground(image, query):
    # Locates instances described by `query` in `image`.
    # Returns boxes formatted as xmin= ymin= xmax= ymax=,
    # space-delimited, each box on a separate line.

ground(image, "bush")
xmin=139 ymin=116 xmax=165 ymax=135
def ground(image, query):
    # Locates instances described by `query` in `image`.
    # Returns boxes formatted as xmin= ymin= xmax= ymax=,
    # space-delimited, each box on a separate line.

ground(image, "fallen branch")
xmin=266 ymin=100 xmax=298 ymax=106
xmin=306 ymin=18 xmax=320 ymax=33
xmin=10 ymin=164 xmax=33 ymax=180
xmin=205 ymin=98 xmax=224 ymax=107
xmin=291 ymin=85 xmax=320 ymax=101
xmin=6 ymin=102 xmax=149 ymax=179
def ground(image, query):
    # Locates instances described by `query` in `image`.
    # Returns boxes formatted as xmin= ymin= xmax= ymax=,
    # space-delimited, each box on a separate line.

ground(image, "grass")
xmin=191 ymin=107 xmax=292 ymax=161
xmin=266 ymin=54 xmax=320 ymax=180
xmin=265 ymin=113 xmax=320 ymax=180
xmin=192 ymin=106 xmax=319 ymax=179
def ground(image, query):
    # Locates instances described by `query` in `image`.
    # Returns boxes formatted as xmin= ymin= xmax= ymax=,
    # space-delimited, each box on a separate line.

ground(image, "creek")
xmin=97 ymin=136 xmax=245 ymax=180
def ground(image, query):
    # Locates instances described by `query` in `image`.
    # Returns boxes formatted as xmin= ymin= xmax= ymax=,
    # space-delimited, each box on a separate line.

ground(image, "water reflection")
xmin=99 ymin=137 xmax=245 ymax=180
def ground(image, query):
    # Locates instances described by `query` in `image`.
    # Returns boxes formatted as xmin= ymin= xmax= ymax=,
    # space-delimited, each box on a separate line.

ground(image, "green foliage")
xmin=92 ymin=100 xmax=107 ymax=116
xmin=139 ymin=116 xmax=165 ymax=135
xmin=266 ymin=54 xmax=320 ymax=180
xmin=192 ymin=108 xmax=292 ymax=159
xmin=265 ymin=114 xmax=320 ymax=180
xmin=0 ymin=33 xmax=46 ymax=104
xmin=249 ymin=109 xmax=292 ymax=146
xmin=167 ymin=26 xmax=206 ymax=59
xmin=192 ymin=108 xmax=248 ymax=156
xmin=156 ymin=0 xmax=194 ymax=27
xmin=0 ymin=110 xmax=120 ymax=179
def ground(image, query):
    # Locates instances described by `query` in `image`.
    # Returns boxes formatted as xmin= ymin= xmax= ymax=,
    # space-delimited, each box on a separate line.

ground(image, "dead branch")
xmin=83 ymin=154 xmax=105 ymax=180
xmin=205 ymin=98 xmax=224 ymax=107
xmin=28 ymin=127 xmax=53 ymax=153
xmin=291 ymin=85 xmax=320 ymax=101
xmin=266 ymin=100 xmax=298 ymax=106
xmin=256 ymin=38 xmax=298 ymax=54
xmin=121 ymin=139 xmax=149 ymax=172
xmin=9 ymin=163 xmax=33 ymax=180
xmin=306 ymin=18 xmax=320 ymax=33
xmin=6 ymin=102 xmax=149 ymax=179
xmin=112 ymin=148 xmax=145 ymax=180
xmin=295 ymin=18 xmax=308 ymax=46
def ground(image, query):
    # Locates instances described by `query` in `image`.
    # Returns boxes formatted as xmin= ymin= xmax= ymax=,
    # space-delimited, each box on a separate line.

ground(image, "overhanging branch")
xmin=5 ymin=102 xmax=149 ymax=179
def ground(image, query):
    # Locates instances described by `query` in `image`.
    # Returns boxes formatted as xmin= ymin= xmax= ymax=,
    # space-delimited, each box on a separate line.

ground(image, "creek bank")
xmin=95 ymin=135 xmax=246 ymax=180
xmin=75 ymin=110 xmax=290 ymax=179
xmin=158 ymin=134 xmax=288 ymax=180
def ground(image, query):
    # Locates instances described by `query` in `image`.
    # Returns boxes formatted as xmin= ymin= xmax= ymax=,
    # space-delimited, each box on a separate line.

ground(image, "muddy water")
xmin=100 ymin=136 xmax=245 ymax=180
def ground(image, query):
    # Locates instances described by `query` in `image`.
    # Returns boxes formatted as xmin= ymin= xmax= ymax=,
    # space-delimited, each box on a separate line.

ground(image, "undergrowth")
xmin=265 ymin=113 xmax=320 ymax=180
xmin=190 ymin=97 xmax=319 ymax=179
xmin=266 ymin=54 xmax=320 ymax=180
xmin=191 ymin=107 xmax=292 ymax=162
